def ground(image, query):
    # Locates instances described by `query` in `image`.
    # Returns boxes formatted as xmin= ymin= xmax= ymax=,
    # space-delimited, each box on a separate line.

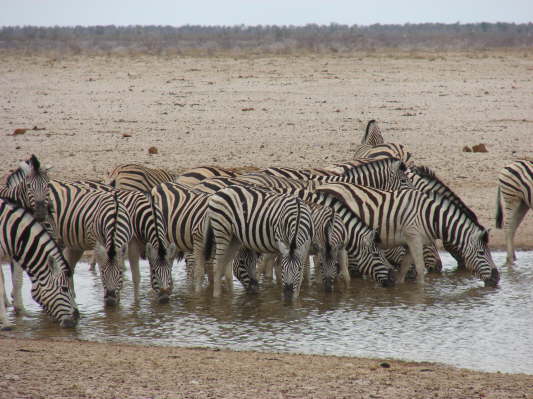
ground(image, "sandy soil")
xmin=1 ymin=50 xmax=533 ymax=397
xmin=1 ymin=337 xmax=532 ymax=399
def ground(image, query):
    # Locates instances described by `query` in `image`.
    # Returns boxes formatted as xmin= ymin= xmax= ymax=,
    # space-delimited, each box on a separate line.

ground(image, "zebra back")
xmin=105 ymin=163 xmax=174 ymax=192
xmin=361 ymin=120 xmax=384 ymax=146
xmin=0 ymin=199 xmax=78 ymax=327
xmin=174 ymin=166 xmax=240 ymax=187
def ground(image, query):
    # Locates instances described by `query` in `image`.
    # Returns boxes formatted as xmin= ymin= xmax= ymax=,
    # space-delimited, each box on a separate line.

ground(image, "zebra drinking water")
xmin=0 ymin=199 xmax=79 ymax=329
xmin=313 ymin=182 xmax=499 ymax=286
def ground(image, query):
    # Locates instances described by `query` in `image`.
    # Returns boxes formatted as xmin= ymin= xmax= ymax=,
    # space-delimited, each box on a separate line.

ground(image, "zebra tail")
xmin=203 ymin=219 xmax=215 ymax=261
xmin=495 ymin=186 xmax=503 ymax=229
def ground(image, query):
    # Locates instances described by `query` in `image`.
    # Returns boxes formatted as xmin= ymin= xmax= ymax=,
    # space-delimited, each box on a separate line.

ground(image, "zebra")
xmin=48 ymin=180 xmax=133 ymax=306
xmin=313 ymin=182 xmax=499 ymax=286
xmin=495 ymin=159 xmax=533 ymax=266
xmin=195 ymin=185 xmax=314 ymax=300
xmin=0 ymin=154 xmax=51 ymax=223
xmin=361 ymin=120 xmax=384 ymax=146
xmin=105 ymin=163 xmax=175 ymax=192
xmin=0 ymin=199 xmax=79 ymax=329
xmin=68 ymin=180 xmax=178 ymax=303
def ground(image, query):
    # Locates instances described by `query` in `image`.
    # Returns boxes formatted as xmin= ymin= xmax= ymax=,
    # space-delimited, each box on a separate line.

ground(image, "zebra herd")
xmin=0 ymin=120 xmax=530 ymax=330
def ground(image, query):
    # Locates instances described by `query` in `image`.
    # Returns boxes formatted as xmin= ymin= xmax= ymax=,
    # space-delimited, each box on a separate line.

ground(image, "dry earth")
xmin=1 ymin=50 xmax=533 ymax=398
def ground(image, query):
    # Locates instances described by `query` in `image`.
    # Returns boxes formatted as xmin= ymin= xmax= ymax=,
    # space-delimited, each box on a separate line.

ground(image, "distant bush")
xmin=0 ymin=23 xmax=531 ymax=55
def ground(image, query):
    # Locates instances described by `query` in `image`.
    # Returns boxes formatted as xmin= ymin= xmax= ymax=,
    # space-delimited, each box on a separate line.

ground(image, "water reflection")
xmin=2 ymin=252 xmax=533 ymax=374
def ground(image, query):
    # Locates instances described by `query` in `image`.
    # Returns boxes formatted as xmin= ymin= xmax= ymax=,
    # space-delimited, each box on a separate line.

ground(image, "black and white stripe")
xmin=354 ymin=143 xmax=412 ymax=165
xmin=0 ymin=199 xmax=79 ymax=329
xmin=197 ymin=185 xmax=314 ymax=300
xmin=495 ymin=159 xmax=533 ymax=266
xmin=314 ymin=182 xmax=499 ymax=286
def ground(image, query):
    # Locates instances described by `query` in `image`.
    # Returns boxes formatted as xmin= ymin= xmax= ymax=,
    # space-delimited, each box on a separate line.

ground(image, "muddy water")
xmin=2 ymin=251 xmax=533 ymax=374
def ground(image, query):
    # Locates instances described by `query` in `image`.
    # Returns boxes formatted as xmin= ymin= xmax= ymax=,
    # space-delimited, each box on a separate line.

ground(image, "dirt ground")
xmin=1 ymin=49 xmax=533 ymax=397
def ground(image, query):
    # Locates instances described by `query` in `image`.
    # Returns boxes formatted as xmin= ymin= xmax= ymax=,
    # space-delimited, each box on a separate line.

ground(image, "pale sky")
xmin=1 ymin=0 xmax=532 ymax=27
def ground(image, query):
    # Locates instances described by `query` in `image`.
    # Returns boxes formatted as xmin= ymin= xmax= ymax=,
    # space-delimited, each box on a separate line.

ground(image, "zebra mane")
xmin=290 ymin=199 xmax=301 ymax=252
xmin=413 ymin=165 xmax=480 ymax=226
xmin=107 ymin=191 xmax=119 ymax=261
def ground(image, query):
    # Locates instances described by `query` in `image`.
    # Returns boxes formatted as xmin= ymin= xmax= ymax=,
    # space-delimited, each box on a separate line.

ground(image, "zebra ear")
xmin=481 ymin=229 xmax=490 ymax=244
xmin=373 ymin=229 xmax=381 ymax=245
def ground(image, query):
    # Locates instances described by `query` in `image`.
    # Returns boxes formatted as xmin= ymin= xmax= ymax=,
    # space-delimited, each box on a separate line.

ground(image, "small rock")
xmin=472 ymin=143 xmax=488 ymax=153
xmin=241 ymin=107 xmax=255 ymax=112
xmin=12 ymin=128 xmax=27 ymax=135
xmin=122 ymin=134 xmax=132 ymax=138
xmin=463 ymin=146 xmax=472 ymax=152
xmin=379 ymin=362 xmax=391 ymax=368
xmin=148 ymin=146 xmax=158 ymax=155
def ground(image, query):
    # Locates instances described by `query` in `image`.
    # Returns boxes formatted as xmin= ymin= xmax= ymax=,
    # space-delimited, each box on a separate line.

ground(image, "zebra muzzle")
xmin=484 ymin=268 xmax=500 ymax=287
xmin=104 ymin=290 xmax=119 ymax=307
xmin=158 ymin=289 xmax=171 ymax=304
xmin=246 ymin=279 xmax=259 ymax=294
xmin=323 ymin=277 xmax=334 ymax=293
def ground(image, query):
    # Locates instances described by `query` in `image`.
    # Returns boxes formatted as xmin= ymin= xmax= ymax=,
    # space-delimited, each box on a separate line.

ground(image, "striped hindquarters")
xmin=174 ymin=166 xmax=239 ymax=187
xmin=361 ymin=120 xmax=384 ymax=146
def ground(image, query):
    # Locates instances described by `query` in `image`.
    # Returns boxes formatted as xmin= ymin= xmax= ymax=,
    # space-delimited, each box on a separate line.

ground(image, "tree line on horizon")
xmin=0 ymin=23 xmax=531 ymax=55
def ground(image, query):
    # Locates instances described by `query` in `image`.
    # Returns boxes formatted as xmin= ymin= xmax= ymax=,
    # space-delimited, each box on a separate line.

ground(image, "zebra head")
xmin=232 ymin=247 xmax=259 ymax=294
xmin=276 ymin=199 xmax=313 ymax=300
xmin=317 ymin=211 xmax=347 ymax=293
xmin=350 ymin=228 xmax=396 ymax=287
xmin=94 ymin=194 xmax=132 ymax=306
xmin=458 ymin=228 xmax=499 ymax=287
xmin=389 ymin=159 xmax=414 ymax=190
xmin=146 ymin=241 xmax=177 ymax=303
xmin=30 ymin=254 xmax=79 ymax=328
xmin=15 ymin=155 xmax=51 ymax=223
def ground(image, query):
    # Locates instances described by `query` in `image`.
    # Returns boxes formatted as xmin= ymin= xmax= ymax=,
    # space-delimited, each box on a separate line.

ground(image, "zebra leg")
xmin=405 ymin=239 xmax=426 ymax=284
xmin=338 ymin=249 xmax=351 ymax=288
xmin=212 ymin=238 xmax=240 ymax=298
xmin=0 ymin=268 xmax=12 ymax=330
xmin=127 ymin=242 xmax=142 ymax=299
xmin=89 ymin=252 xmax=97 ymax=271
xmin=63 ymin=248 xmax=84 ymax=297
xmin=1 ymin=267 xmax=10 ymax=308
xmin=504 ymin=201 xmax=529 ymax=266
xmin=11 ymin=262 xmax=26 ymax=314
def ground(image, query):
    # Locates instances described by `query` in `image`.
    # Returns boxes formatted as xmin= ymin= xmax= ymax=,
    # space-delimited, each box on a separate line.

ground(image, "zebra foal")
xmin=495 ymin=159 xmax=533 ymax=266
xmin=196 ymin=185 xmax=313 ymax=300
xmin=0 ymin=199 xmax=79 ymax=329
